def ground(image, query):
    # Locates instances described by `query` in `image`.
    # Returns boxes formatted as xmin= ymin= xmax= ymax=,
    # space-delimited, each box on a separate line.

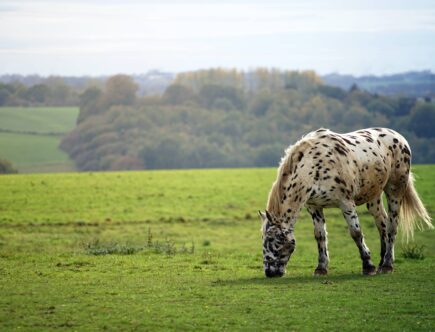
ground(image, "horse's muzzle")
xmin=264 ymin=263 xmax=285 ymax=278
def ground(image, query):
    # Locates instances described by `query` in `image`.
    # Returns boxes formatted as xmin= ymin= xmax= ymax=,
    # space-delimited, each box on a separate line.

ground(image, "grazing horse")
xmin=259 ymin=128 xmax=432 ymax=278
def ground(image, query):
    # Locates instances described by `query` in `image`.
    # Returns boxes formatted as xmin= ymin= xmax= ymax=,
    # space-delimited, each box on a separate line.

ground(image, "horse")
xmin=259 ymin=127 xmax=432 ymax=278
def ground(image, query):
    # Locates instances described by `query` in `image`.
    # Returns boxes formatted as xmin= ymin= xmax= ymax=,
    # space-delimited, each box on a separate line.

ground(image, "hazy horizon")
xmin=1 ymin=0 xmax=435 ymax=76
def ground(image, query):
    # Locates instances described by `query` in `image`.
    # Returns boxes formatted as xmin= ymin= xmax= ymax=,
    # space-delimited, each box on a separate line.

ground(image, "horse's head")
xmin=259 ymin=210 xmax=295 ymax=278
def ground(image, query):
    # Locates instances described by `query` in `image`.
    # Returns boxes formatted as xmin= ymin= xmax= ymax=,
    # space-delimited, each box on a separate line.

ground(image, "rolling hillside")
xmin=0 ymin=107 xmax=78 ymax=172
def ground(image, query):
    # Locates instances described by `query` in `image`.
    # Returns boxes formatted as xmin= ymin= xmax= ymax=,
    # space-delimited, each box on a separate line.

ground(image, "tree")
xmin=396 ymin=97 xmax=417 ymax=116
xmin=77 ymin=87 xmax=103 ymax=124
xmin=0 ymin=88 xmax=11 ymax=105
xmin=26 ymin=84 xmax=49 ymax=104
xmin=162 ymin=84 xmax=195 ymax=105
xmin=0 ymin=159 xmax=18 ymax=174
xmin=408 ymin=103 xmax=435 ymax=138
xmin=249 ymin=92 xmax=274 ymax=116
xmin=199 ymin=84 xmax=245 ymax=110
xmin=317 ymin=85 xmax=347 ymax=101
xmin=104 ymin=75 xmax=138 ymax=107
xmin=366 ymin=99 xmax=395 ymax=116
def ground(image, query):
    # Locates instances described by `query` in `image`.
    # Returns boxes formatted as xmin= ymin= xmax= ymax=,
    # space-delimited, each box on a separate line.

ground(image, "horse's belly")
xmin=354 ymin=189 xmax=383 ymax=206
xmin=354 ymin=160 xmax=389 ymax=205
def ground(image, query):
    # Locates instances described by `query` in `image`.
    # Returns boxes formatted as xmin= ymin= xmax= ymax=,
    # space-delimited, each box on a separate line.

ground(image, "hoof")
xmin=363 ymin=266 xmax=377 ymax=276
xmin=378 ymin=265 xmax=393 ymax=274
xmin=314 ymin=268 xmax=328 ymax=276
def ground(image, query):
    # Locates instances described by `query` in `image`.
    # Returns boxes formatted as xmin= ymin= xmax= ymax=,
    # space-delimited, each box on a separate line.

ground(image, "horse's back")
xmin=302 ymin=128 xmax=411 ymax=206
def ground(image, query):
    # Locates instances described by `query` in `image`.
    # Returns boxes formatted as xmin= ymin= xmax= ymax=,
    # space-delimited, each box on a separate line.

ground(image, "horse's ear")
xmin=258 ymin=210 xmax=267 ymax=222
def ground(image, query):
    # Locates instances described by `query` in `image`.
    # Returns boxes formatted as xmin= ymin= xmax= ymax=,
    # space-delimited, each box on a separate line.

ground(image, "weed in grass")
xmin=85 ymin=228 xmax=195 ymax=256
xmin=85 ymin=240 xmax=142 ymax=256
xmin=402 ymin=243 xmax=425 ymax=260
xmin=200 ymin=251 xmax=219 ymax=265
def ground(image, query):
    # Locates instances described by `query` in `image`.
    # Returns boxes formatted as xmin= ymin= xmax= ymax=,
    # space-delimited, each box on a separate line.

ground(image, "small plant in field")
xmin=401 ymin=243 xmax=425 ymax=260
xmin=85 ymin=228 xmax=195 ymax=256
xmin=179 ymin=242 xmax=195 ymax=254
xmin=85 ymin=240 xmax=142 ymax=256
xmin=202 ymin=239 xmax=211 ymax=246
xmin=200 ymin=251 xmax=218 ymax=265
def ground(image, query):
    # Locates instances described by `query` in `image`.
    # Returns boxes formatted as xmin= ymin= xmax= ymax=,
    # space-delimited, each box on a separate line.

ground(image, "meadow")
xmin=0 ymin=107 xmax=78 ymax=172
xmin=0 ymin=166 xmax=434 ymax=331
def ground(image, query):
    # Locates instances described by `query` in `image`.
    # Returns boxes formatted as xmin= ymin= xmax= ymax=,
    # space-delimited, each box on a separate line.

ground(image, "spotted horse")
xmin=259 ymin=128 xmax=433 ymax=278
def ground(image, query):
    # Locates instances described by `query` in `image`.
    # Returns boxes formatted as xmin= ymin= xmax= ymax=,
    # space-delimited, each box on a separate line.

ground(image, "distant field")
xmin=0 ymin=107 xmax=78 ymax=172
xmin=0 ymin=166 xmax=433 ymax=331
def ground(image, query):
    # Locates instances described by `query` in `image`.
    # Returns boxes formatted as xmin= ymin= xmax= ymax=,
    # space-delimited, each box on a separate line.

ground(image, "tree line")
xmin=0 ymin=71 xmax=173 ymax=107
xmin=0 ymin=78 xmax=80 ymax=106
xmin=59 ymin=69 xmax=435 ymax=171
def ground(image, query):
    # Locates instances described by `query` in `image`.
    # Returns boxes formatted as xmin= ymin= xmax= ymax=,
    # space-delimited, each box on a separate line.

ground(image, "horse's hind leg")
xmin=366 ymin=196 xmax=388 ymax=272
xmin=307 ymin=207 xmax=329 ymax=275
xmin=380 ymin=184 xmax=407 ymax=273
xmin=340 ymin=201 xmax=376 ymax=275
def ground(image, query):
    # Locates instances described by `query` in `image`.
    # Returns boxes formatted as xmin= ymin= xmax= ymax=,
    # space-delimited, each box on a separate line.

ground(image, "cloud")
xmin=0 ymin=0 xmax=434 ymax=75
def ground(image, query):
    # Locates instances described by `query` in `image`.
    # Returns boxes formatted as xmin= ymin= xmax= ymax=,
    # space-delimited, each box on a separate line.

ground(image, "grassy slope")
xmin=0 ymin=166 xmax=434 ymax=331
xmin=0 ymin=132 xmax=72 ymax=167
xmin=0 ymin=107 xmax=78 ymax=172
xmin=0 ymin=107 xmax=78 ymax=134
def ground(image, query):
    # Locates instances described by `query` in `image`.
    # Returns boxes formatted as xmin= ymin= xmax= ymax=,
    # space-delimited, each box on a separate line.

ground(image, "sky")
xmin=1 ymin=0 xmax=435 ymax=76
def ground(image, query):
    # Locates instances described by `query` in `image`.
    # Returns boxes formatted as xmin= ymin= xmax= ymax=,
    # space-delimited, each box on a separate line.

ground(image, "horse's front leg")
xmin=340 ymin=201 xmax=377 ymax=275
xmin=307 ymin=207 xmax=329 ymax=275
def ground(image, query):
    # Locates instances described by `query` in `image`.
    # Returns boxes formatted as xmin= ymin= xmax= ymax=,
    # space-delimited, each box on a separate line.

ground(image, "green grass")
xmin=0 ymin=107 xmax=78 ymax=172
xmin=0 ymin=107 xmax=79 ymax=134
xmin=0 ymin=166 xmax=434 ymax=331
xmin=0 ymin=132 xmax=73 ymax=168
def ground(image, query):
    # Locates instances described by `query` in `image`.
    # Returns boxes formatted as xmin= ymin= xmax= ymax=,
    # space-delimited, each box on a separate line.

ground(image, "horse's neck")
xmin=278 ymin=171 xmax=313 ymax=228
xmin=281 ymin=202 xmax=304 ymax=225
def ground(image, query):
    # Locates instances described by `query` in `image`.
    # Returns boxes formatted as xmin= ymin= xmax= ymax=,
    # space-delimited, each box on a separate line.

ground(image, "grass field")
xmin=0 ymin=166 xmax=434 ymax=331
xmin=0 ymin=107 xmax=78 ymax=173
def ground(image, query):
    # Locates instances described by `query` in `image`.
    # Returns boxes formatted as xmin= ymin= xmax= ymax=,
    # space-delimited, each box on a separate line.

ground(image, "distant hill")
xmin=0 ymin=71 xmax=174 ymax=97
xmin=59 ymin=69 xmax=435 ymax=172
xmin=2 ymin=70 xmax=434 ymax=101
xmin=322 ymin=71 xmax=435 ymax=98
xmin=2 ymin=69 xmax=435 ymax=173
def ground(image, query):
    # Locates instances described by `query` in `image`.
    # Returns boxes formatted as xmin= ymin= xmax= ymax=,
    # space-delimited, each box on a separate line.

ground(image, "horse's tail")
xmin=400 ymin=172 xmax=433 ymax=241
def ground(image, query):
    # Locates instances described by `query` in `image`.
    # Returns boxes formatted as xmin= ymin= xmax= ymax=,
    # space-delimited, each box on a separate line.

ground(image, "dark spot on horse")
xmin=342 ymin=137 xmax=356 ymax=146
xmin=402 ymin=146 xmax=411 ymax=155
xmin=334 ymin=146 xmax=347 ymax=156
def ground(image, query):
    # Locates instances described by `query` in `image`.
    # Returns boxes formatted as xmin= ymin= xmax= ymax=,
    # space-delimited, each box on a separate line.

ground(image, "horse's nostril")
xmin=265 ymin=269 xmax=275 ymax=278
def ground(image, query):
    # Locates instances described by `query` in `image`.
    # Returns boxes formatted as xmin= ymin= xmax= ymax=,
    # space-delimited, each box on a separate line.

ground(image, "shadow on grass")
xmin=213 ymin=272 xmax=380 ymax=287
